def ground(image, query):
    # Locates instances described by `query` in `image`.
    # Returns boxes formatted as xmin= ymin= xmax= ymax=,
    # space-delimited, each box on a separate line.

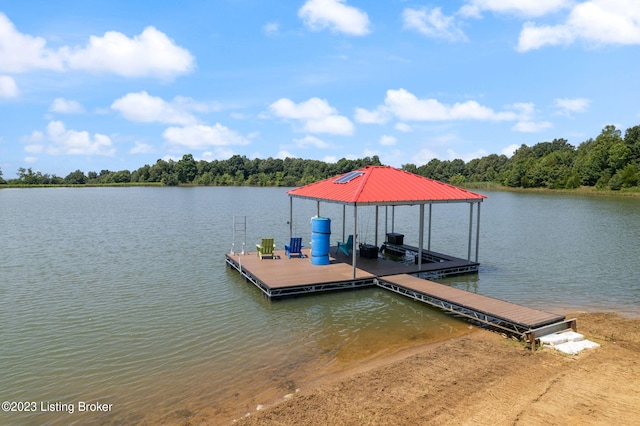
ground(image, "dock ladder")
xmin=231 ymin=215 xmax=247 ymax=255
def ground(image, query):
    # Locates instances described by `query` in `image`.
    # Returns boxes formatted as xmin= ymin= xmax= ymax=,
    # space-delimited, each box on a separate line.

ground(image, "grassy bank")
xmin=462 ymin=182 xmax=640 ymax=197
xmin=0 ymin=182 xmax=164 ymax=188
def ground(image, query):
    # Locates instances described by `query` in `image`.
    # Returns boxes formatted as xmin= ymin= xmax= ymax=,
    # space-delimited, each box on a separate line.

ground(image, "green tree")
xmin=195 ymin=171 xmax=214 ymax=185
xmin=624 ymin=125 xmax=640 ymax=162
xmin=111 ymin=170 xmax=131 ymax=183
xmin=215 ymin=173 xmax=233 ymax=185
xmin=466 ymin=154 xmax=508 ymax=182
xmin=402 ymin=163 xmax=418 ymax=174
xmin=608 ymin=173 xmax=622 ymax=190
xmin=17 ymin=167 xmax=41 ymax=184
xmin=161 ymin=171 xmax=178 ymax=186
xmin=175 ymin=154 xmax=198 ymax=183
xmin=65 ymin=169 xmax=87 ymax=184
xmin=572 ymin=126 xmax=623 ymax=186
xmin=148 ymin=159 xmax=175 ymax=182
xmin=608 ymin=142 xmax=631 ymax=172
xmin=225 ymin=154 xmax=248 ymax=178
xmin=620 ymin=164 xmax=639 ymax=188
xmin=234 ymin=170 xmax=245 ymax=185
xmin=131 ymin=164 xmax=150 ymax=182
xmin=449 ymin=173 xmax=466 ymax=186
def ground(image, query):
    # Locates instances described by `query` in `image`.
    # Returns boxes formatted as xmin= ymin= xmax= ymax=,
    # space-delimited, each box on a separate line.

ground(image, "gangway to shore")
xmin=375 ymin=274 xmax=576 ymax=348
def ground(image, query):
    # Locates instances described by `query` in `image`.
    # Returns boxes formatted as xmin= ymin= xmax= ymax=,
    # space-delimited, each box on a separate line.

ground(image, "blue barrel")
xmin=311 ymin=217 xmax=331 ymax=265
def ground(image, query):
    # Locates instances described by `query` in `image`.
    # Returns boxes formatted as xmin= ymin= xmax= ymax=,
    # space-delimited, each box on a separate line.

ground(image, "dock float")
xmin=226 ymin=249 xmax=576 ymax=348
xmin=225 ymin=249 xmax=375 ymax=298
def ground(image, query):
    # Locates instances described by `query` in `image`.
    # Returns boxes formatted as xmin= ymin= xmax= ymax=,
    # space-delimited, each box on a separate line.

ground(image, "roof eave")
xmin=288 ymin=193 xmax=485 ymax=206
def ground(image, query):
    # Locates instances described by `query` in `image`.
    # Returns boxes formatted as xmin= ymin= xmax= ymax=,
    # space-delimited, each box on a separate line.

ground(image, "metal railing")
xmin=230 ymin=215 xmax=246 ymax=255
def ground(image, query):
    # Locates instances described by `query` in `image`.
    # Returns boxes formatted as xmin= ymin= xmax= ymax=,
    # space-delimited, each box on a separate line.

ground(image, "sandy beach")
xmin=186 ymin=312 xmax=640 ymax=426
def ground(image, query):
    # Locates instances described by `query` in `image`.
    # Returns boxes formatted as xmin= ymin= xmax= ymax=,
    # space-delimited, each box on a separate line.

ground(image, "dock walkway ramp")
xmin=377 ymin=274 xmax=573 ymax=344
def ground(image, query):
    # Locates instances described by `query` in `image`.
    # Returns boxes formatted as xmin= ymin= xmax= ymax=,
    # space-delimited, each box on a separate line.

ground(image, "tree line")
xmin=1 ymin=124 xmax=639 ymax=190
xmin=0 ymin=156 xmax=384 ymax=187
xmin=406 ymin=124 xmax=640 ymax=190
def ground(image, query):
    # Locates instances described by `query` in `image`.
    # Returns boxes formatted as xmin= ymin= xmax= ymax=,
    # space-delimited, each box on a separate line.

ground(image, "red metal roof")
xmin=287 ymin=166 xmax=486 ymax=205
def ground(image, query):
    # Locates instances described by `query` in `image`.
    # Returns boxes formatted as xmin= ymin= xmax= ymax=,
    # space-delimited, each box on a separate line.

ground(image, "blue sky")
xmin=1 ymin=0 xmax=639 ymax=178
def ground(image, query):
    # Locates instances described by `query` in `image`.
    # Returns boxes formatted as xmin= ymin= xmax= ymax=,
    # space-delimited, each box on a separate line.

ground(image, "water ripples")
xmin=2 ymin=187 xmax=639 ymax=424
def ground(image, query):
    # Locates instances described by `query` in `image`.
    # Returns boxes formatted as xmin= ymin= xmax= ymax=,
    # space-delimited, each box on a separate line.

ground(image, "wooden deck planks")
xmin=227 ymin=249 xmax=374 ymax=289
xmin=381 ymin=274 xmax=564 ymax=329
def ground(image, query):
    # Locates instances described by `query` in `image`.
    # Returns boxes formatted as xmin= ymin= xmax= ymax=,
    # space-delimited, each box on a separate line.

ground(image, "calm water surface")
xmin=1 ymin=187 xmax=639 ymax=424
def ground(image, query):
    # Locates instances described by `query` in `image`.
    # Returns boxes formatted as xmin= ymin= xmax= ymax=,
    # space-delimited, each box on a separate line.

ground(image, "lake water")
xmin=1 ymin=187 xmax=639 ymax=425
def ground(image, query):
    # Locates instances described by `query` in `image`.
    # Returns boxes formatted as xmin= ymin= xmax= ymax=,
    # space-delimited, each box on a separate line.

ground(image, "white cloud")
xmin=517 ymin=0 xmax=640 ymax=51
xmin=270 ymin=97 xmax=333 ymax=119
xmin=263 ymin=22 xmax=280 ymax=36
xmin=24 ymin=143 xmax=44 ymax=153
xmin=49 ymin=98 xmax=84 ymax=114
xmin=379 ymin=135 xmax=397 ymax=146
xmin=304 ymin=115 xmax=354 ymax=134
xmin=377 ymin=149 xmax=406 ymax=167
xmin=162 ymin=124 xmax=250 ymax=150
xmin=414 ymin=148 xmax=439 ymax=166
xmin=63 ymin=26 xmax=195 ymax=78
xmin=172 ymin=96 xmax=221 ymax=113
xmin=507 ymin=102 xmax=553 ymax=132
xmin=517 ymin=22 xmax=575 ymax=51
xmin=354 ymin=107 xmax=389 ymax=124
xmin=359 ymin=90 xmax=549 ymax=133
xmin=403 ymin=7 xmax=467 ymax=42
xmin=459 ymin=0 xmax=572 ymax=18
xmin=501 ymin=143 xmax=520 ymax=157
xmin=298 ymin=0 xmax=371 ymax=36
xmin=382 ymin=88 xmax=517 ymax=122
xmin=24 ymin=130 xmax=44 ymax=143
xmin=269 ymin=97 xmax=354 ymax=135
xmin=201 ymin=148 xmax=237 ymax=161
xmin=294 ymin=135 xmax=331 ymax=149
xmin=0 ymin=13 xmax=194 ymax=78
xmin=395 ymin=122 xmax=413 ymax=132
xmin=129 ymin=142 xmax=154 ymax=154
xmin=508 ymin=101 xmax=535 ymax=117
xmin=322 ymin=155 xmax=338 ymax=163
xmin=44 ymin=120 xmax=115 ymax=156
xmin=555 ymin=97 xmax=590 ymax=114
xmin=0 ymin=75 xmax=19 ymax=98
xmin=111 ymin=91 xmax=199 ymax=125
xmin=0 ymin=13 xmax=64 ymax=72
xmin=512 ymin=120 xmax=553 ymax=132
xmin=277 ymin=150 xmax=297 ymax=159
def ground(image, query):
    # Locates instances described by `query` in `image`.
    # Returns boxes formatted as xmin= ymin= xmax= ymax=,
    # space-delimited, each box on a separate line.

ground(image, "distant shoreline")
xmin=3 ymin=182 xmax=640 ymax=198
xmin=462 ymin=182 xmax=640 ymax=197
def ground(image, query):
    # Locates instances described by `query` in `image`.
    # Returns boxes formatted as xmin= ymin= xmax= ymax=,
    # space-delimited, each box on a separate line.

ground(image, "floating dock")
xmin=225 ymin=249 xmax=375 ymax=298
xmin=225 ymin=246 xmax=575 ymax=346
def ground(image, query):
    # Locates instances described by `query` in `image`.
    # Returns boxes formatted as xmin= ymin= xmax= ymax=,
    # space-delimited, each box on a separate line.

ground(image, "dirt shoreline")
xmin=200 ymin=312 xmax=640 ymax=426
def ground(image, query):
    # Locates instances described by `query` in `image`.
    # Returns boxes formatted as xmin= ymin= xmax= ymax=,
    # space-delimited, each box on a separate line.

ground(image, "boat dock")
xmin=225 ymin=248 xmax=376 ymax=298
xmin=225 ymin=247 xmax=575 ymax=346
xmin=376 ymin=274 xmax=574 ymax=342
